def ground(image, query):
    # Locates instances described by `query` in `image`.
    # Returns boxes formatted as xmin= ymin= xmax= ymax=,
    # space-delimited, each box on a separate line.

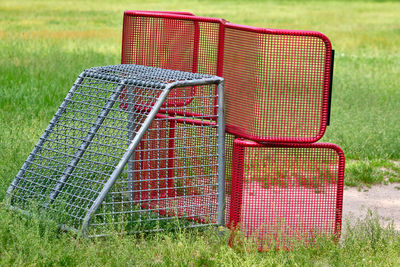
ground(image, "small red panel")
xmin=122 ymin=11 xmax=223 ymax=75
xmin=122 ymin=11 xmax=223 ymax=118
xmin=229 ymin=139 xmax=344 ymax=249
xmin=134 ymin=118 xmax=219 ymax=224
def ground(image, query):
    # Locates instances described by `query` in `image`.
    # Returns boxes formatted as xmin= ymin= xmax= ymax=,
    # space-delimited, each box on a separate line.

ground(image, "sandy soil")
xmin=342 ymin=183 xmax=400 ymax=231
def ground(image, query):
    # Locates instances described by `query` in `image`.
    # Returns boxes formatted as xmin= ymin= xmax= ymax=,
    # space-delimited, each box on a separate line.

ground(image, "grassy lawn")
xmin=1 ymin=0 xmax=399 ymax=265
xmin=1 ymin=206 xmax=400 ymax=266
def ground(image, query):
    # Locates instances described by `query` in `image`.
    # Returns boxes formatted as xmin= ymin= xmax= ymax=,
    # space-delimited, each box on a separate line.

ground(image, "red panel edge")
xmin=124 ymin=10 xmax=225 ymax=24
xmin=228 ymin=138 xmax=246 ymax=246
xmin=121 ymin=13 xmax=128 ymax=64
xmin=225 ymin=22 xmax=332 ymax=42
xmin=229 ymin=138 xmax=245 ymax=227
xmin=192 ymin=21 xmax=200 ymax=73
xmin=129 ymin=11 xmax=196 ymax=16
xmin=334 ymin=144 xmax=345 ymax=241
xmin=155 ymin=113 xmax=217 ymax=127
xmin=225 ymin=126 xmax=321 ymax=144
xmin=233 ymin=138 xmax=344 ymax=151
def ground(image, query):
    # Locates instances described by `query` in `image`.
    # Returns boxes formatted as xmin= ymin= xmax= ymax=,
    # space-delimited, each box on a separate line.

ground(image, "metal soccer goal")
xmin=6 ymin=64 xmax=225 ymax=236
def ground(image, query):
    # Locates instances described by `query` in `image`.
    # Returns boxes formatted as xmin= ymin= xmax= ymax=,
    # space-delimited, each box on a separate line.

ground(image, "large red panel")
xmin=223 ymin=24 xmax=332 ymax=143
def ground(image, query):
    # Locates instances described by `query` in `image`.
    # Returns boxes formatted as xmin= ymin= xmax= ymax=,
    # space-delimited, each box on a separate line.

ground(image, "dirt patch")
xmin=342 ymin=183 xmax=400 ymax=230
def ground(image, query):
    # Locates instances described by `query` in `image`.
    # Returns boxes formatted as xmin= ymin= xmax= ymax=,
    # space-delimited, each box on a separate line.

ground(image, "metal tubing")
xmin=80 ymin=77 xmax=222 ymax=236
xmin=44 ymin=80 xmax=127 ymax=208
xmin=5 ymin=74 xmax=85 ymax=201
xmin=80 ymin=83 xmax=172 ymax=236
xmin=216 ymin=80 xmax=226 ymax=226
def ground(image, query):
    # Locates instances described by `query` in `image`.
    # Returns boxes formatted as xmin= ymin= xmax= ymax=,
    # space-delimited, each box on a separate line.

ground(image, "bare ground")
xmin=342 ymin=183 xmax=400 ymax=230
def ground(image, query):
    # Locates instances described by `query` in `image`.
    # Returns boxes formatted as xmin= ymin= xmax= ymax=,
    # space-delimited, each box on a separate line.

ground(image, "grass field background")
xmin=1 ymin=0 xmax=400 ymax=265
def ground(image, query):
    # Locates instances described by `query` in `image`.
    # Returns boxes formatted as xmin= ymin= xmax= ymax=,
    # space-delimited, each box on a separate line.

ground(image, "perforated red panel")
xmin=229 ymin=139 xmax=344 ymax=249
xmin=122 ymin=11 xmax=223 ymax=118
xmin=122 ymin=11 xmax=223 ymax=75
xmin=123 ymin=12 xmax=225 ymax=225
xmin=122 ymin=12 xmax=333 ymax=143
xmin=133 ymin=116 xmax=172 ymax=202
xmin=133 ymin=117 xmax=220 ymax=224
xmin=223 ymin=24 xmax=332 ymax=143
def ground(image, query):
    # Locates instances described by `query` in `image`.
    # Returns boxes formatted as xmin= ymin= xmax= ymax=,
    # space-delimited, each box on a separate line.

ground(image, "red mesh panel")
xmin=122 ymin=11 xmax=222 ymax=75
xmin=134 ymin=118 xmax=219 ymax=224
xmin=122 ymin=12 xmax=333 ymax=142
xmin=224 ymin=132 xmax=236 ymax=223
xmin=122 ymin=13 xmax=195 ymax=71
xmin=122 ymin=11 xmax=223 ymax=117
xmin=229 ymin=139 xmax=344 ymax=249
xmin=223 ymin=24 xmax=332 ymax=143
xmin=133 ymin=116 xmax=173 ymax=201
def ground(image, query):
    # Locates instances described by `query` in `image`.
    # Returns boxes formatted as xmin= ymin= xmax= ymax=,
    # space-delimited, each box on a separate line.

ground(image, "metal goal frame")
xmin=6 ymin=64 xmax=226 ymax=237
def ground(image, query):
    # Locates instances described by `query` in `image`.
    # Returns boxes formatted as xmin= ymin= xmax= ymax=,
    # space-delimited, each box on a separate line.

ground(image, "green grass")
xmin=345 ymin=159 xmax=400 ymax=186
xmin=1 ymin=205 xmax=400 ymax=266
xmin=1 ymin=0 xmax=399 ymax=193
xmin=1 ymin=0 xmax=400 ymax=265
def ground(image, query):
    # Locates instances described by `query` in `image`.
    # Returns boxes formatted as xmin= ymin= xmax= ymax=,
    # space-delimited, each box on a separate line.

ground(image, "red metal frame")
xmin=229 ymin=138 xmax=344 ymax=249
xmin=122 ymin=11 xmax=333 ymax=143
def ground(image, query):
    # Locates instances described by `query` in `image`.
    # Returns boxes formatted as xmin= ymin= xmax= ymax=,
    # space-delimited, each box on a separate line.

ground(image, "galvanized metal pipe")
xmin=43 ymin=79 xmax=127 ymax=208
xmin=216 ymin=80 xmax=226 ymax=226
xmin=5 ymin=74 xmax=84 ymax=202
xmin=80 ymin=77 xmax=223 ymax=236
